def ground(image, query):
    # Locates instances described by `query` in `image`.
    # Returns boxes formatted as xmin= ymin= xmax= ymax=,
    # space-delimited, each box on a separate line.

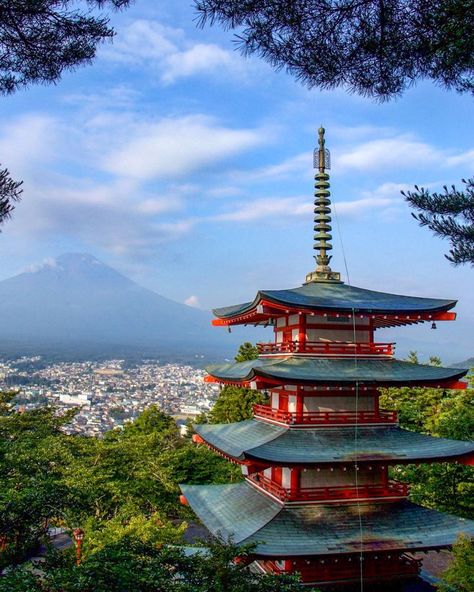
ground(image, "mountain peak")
xmin=23 ymin=253 xmax=105 ymax=275
xmin=56 ymin=253 xmax=102 ymax=266
xmin=0 ymin=252 xmax=250 ymax=356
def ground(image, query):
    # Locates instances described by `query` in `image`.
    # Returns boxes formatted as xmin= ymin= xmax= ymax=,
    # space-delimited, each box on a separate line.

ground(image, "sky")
xmin=0 ymin=1 xmax=473 ymax=362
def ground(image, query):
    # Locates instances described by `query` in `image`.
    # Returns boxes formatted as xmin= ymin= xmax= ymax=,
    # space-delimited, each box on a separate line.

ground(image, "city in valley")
xmin=0 ymin=357 xmax=220 ymax=436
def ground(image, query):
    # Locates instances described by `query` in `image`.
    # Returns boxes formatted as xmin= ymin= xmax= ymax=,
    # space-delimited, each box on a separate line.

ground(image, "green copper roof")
xmin=206 ymin=357 xmax=467 ymax=386
xmin=213 ymin=282 xmax=456 ymax=319
xmin=194 ymin=421 xmax=474 ymax=464
xmin=180 ymin=482 xmax=474 ymax=556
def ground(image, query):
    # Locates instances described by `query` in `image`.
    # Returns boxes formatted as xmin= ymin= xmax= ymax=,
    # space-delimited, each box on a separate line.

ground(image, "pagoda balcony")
xmin=247 ymin=474 xmax=410 ymax=503
xmin=253 ymin=404 xmax=398 ymax=426
xmin=257 ymin=341 xmax=394 ymax=357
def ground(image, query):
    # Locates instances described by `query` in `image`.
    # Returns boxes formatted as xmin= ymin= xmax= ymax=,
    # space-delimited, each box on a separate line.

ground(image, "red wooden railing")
xmin=253 ymin=404 xmax=398 ymax=425
xmin=257 ymin=341 xmax=394 ymax=356
xmin=264 ymin=553 xmax=420 ymax=583
xmin=248 ymin=474 xmax=409 ymax=502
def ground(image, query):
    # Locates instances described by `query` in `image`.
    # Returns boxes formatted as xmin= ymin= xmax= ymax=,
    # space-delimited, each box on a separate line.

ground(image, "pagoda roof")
xmin=213 ymin=282 xmax=456 ymax=325
xmin=206 ymin=357 xmax=467 ymax=388
xmin=180 ymin=481 xmax=474 ymax=556
xmin=194 ymin=421 xmax=474 ymax=465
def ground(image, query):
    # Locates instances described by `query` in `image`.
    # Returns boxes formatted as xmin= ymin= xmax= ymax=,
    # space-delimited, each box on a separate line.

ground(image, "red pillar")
xmin=298 ymin=313 xmax=307 ymax=352
xmin=295 ymin=389 xmax=304 ymax=423
xmin=290 ymin=467 xmax=300 ymax=498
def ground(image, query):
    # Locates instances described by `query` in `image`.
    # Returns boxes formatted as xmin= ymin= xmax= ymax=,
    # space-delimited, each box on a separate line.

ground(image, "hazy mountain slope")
xmin=0 ymin=254 xmax=247 ymax=355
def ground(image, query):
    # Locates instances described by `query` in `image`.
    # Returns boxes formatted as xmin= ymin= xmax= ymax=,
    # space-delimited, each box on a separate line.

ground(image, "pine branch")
xmin=0 ymin=165 xmax=23 ymax=229
xmin=403 ymin=178 xmax=474 ymax=265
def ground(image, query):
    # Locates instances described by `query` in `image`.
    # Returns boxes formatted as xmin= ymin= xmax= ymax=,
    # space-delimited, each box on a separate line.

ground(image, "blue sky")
xmin=1 ymin=1 xmax=473 ymax=362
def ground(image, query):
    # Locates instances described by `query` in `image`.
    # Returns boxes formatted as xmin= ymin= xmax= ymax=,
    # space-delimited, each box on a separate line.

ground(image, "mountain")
xmin=0 ymin=254 xmax=251 ymax=360
xmin=452 ymin=357 xmax=474 ymax=369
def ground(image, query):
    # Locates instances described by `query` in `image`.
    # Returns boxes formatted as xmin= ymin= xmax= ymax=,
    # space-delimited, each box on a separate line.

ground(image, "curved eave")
xmin=180 ymin=482 xmax=474 ymax=557
xmin=194 ymin=421 xmax=474 ymax=465
xmin=205 ymin=358 xmax=468 ymax=389
xmin=212 ymin=284 xmax=457 ymax=326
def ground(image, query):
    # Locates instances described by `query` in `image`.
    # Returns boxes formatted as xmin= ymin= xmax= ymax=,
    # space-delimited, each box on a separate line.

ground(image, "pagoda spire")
xmin=305 ymin=127 xmax=341 ymax=283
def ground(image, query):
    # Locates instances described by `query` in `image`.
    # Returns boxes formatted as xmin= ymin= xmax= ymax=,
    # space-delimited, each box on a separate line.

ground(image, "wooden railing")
xmin=257 ymin=341 xmax=394 ymax=356
xmin=264 ymin=553 xmax=420 ymax=583
xmin=253 ymin=404 xmax=398 ymax=425
xmin=248 ymin=473 xmax=409 ymax=502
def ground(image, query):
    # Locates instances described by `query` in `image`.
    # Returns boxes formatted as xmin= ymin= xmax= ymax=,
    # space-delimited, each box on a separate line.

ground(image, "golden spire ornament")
xmin=305 ymin=127 xmax=341 ymax=283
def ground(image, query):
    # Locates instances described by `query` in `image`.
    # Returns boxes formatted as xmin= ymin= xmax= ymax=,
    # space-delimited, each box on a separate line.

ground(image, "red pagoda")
xmin=181 ymin=128 xmax=474 ymax=589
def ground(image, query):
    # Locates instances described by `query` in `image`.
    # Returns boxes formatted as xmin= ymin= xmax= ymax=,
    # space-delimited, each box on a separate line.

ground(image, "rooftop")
xmin=205 ymin=357 xmax=467 ymax=388
xmin=194 ymin=420 xmax=474 ymax=464
xmin=180 ymin=481 xmax=474 ymax=557
xmin=213 ymin=282 xmax=457 ymax=323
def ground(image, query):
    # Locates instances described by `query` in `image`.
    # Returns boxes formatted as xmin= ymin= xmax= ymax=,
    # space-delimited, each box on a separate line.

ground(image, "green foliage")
xmin=0 ymin=166 xmax=22 ymax=229
xmin=406 ymin=351 xmax=419 ymax=364
xmin=380 ymin=361 xmax=474 ymax=518
xmin=438 ymin=535 xmax=474 ymax=592
xmin=393 ymin=463 xmax=474 ymax=518
xmin=61 ymin=405 xmax=238 ymax=525
xmin=195 ymin=0 xmax=474 ymax=101
xmin=434 ymin=389 xmax=474 ymax=441
xmin=380 ymin=385 xmax=450 ymax=433
xmin=0 ymin=402 xmax=76 ymax=565
xmin=80 ymin=513 xmax=187 ymax=558
xmin=209 ymin=386 xmax=267 ymax=424
xmin=379 ymin=351 xmax=456 ymax=433
xmin=0 ymin=1 xmax=132 ymax=96
xmin=0 ymin=537 xmax=309 ymax=592
xmin=0 ymin=399 xmax=238 ymax=568
xmin=403 ymin=178 xmax=474 ymax=265
xmin=235 ymin=342 xmax=259 ymax=362
xmin=199 ymin=342 xmax=264 ymax=424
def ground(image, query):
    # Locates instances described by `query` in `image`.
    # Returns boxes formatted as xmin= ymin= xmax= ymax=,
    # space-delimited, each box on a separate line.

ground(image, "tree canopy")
xmin=0 ymin=0 xmax=131 ymax=95
xmin=380 ymin=356 xmax=474 ymax=519
xmin=0 ymin=165 xmax=22 ymax=229
xmin=206 ymin=385 xmax=267 ymax=424
xmin=234 ymin=342 xmax=259 ymax=362
xmin=195 ymin=0 xmax=474 ymax=101
xmin=438 ymin=534 xmax=474 ymax=592
xmin=0 ymin=399 xmax=236 ymax=567
xmin=403 ymin=178 xmax=474 ymax=265
xmin=0 ymin=537 xmax=307 ymax=592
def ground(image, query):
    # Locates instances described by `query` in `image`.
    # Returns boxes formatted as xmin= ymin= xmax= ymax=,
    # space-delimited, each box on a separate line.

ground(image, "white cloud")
xmin=211 ymin=186 xmax=403 ymax=224
xmin=100 ymin=20 xmax=180 ymax=64
xmin=236 ymin=131 xmax=474 ymax=184
xmin=22 ymin=257 xmax=59 ymax=274
xmin=161 ymin=43 xmax=235 ymax=84
xmin=334 ymin=134 xmax=474 ymax=173
xmin=245 ymin=152 xmax=311 ymax=181
xmin=102 ymin=114 xmax=267 ymax=181
xmin=334 ymin=135 xmax=441 ymax=171
xmin=446 ymin=149 xmax=474 ymax=169
xmin=5 ymin=175 xmax=188 ymax=258
xmin=334 ymin=182 xmax=409 ymax=216
xmin=0 ymin=109 xmax=269 ymax=260
xmin=184 ymin=295 xmax=200 ymax=307
xmin=206 ymin=186 xmax=243 ymax=198
xmin=63 ymin=85 xmax=141 ymax=110
xmin=0 ymin=114 xmax=59 ymax=175
xmin=100 ymin=19 xmax=243 ymax=84
xmin=214 ymin=196 xmax=310 ymax=222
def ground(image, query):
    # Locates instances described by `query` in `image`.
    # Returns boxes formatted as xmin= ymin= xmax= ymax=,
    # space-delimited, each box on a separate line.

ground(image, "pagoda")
xmin=180 ymin=128 xmax=474 ymax=589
